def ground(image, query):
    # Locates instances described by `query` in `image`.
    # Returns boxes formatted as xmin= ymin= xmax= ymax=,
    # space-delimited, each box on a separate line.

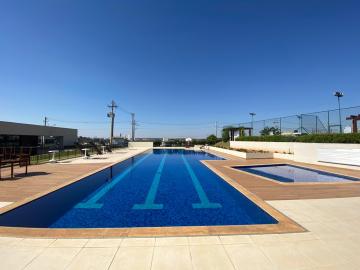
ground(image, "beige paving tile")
xmin=250 ymin=234 xmax=281 ymax=244
xmin=0 ymin=237 xmax=24 ymax=246
xmin=309 ymin=262 xmax=359 ymax=270
xmin=155 ymin=236 xmax=188 ymax=246
xmin=50 ymin=238 xmax=89 ymax=248
xmin=188 ymin=235 xmax=221 ymax=245
xmin=24 ymin=247 xmax=80 ymax=270
xmin=295 ymin=240 xmax=349 ymax=267
xmin=259 ymin=241 xmax=316 ymax=270
xmin=224 ymin=243 xmax=275 ymax=270
xmin=190 ymin=244 xmax=235 ymax=270
xmin=279 ymin=208 xmax=315 ymax=223
xmin=300 ymin=222 xmax=343 ymax=240
xmin=16 ymin=238 xmax=56 ymax=247
xmin=277 ymin=232 xmax=319 ymax=242
xmin=319 ymin=239 xmax=360 ymax=265
xmin=85 ymin=238 xmax=123 ymax=247
xmin=67 ymin=247 xmax=117 ymax=270
xmin=152 ymin=246 xmax=192 ymax=270
xmin=219 ymin=235 xmax=252 ymax=245
xmin=121 ymin=237 xmax=155 ymax=247
xmin=0 ymin=246 xmax=45 ymax=270
xmin=109 ymin=246 xmax=153 ymax=270
xmin=324 ymin=220 xmax=360 ymax=236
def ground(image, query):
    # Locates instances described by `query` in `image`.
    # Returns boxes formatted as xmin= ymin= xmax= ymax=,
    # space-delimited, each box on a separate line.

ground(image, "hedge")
xmin=235 ymin=133 xmax=360 ymax=144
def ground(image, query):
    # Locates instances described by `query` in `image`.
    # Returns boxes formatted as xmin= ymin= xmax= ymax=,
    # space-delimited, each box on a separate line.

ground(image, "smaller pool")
xmin=235 ymin=164 xmax=359 ymax=183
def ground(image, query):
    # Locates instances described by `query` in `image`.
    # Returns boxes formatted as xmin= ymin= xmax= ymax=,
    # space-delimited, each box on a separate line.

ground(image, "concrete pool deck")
xmin=0 ymin=197 xmax=359 ymax=269
xmin=0 ymin=147 xmax=359 ymax=269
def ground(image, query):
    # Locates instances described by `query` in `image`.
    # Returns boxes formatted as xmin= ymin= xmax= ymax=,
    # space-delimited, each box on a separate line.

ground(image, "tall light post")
xmin=250 ymin=113 xmax=256 ymax=135
xmin=334 ymin=91 xmax=344 ymax=133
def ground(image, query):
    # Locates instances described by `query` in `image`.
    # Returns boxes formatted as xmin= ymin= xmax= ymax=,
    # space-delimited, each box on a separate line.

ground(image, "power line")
xmin=47 ymin=118 xmax=130 ymax=124
xmin=48 ymin=117 xmax=223 ymax=127
xmin=137 ymin=121 xmax=215 ymax=126
xmin=117 ymin=106 xmax=132 ymax=115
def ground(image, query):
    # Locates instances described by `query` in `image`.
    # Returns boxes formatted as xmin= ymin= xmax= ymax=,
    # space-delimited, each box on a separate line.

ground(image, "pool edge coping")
xmin=0 ymin=147 xmax=306 ymax=238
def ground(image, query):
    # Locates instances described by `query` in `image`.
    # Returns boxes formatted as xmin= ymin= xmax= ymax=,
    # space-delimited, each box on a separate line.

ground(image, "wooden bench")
xmin=0 ymin=155 xmax=29 ymax=180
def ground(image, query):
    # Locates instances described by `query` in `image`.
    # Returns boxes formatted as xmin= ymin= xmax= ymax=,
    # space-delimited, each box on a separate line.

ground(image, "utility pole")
xmin=215 ymin=121 xmax=218 ymax=137
xmin=42 ymin=116 xmax=48 ymax=149
xmin=131 ymin=113 xmax=135 ymax=141
xmin=107 ymin=100 xmax=118 ymax=145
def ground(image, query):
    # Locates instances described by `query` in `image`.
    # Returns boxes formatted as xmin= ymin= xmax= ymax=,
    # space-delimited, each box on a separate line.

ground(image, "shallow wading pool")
xmin=235 ymin=164 xmax=360 ymax=183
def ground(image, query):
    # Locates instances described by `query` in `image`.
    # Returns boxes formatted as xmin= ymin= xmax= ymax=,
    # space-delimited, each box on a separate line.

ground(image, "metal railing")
xmin=29 ymin=149 xmax=85 ymax=165
xmin=224 ymin=106 xmax=360 ymax=136
xmin=0 ymin=145 xmax=125 ymax=165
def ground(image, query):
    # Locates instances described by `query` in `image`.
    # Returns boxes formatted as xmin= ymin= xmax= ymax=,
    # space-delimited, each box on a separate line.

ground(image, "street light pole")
xmin=334 ymin=91 xmax=344 ymax=133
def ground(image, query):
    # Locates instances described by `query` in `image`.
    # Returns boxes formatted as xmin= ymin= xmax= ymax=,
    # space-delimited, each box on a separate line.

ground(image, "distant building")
xmin=0 ymin=121 xmax=77 ymax=149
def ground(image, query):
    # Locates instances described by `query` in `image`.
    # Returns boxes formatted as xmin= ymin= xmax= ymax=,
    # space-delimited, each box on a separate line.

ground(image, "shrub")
xmin=206 ymin=134 xmax=219 ymax=145
xmin=295 ymin=133 xmax=360 ymax=143
xmin=235 ymin=133 xmax=360 ymax=144
xmin=236 ymin=135 xmax=296 ymax=142
xmin=214 ymin=141 xmax=230 ymax=149
xmin=260 ymin=126 xmax=281 ymax=136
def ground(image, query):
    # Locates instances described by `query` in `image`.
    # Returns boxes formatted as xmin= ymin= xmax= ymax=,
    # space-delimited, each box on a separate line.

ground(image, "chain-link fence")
xmin=224 ymin=106 xmax=360 ymax=136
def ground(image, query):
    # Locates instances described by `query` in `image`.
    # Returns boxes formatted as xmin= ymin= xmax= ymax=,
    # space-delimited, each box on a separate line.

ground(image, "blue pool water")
xmin=235 ymin=164 xmax=360 ymax=183
xmin=0 ymin=149 xmax=277 ymax=228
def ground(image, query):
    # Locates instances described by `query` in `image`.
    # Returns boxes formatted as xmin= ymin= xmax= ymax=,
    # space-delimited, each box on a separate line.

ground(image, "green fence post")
xmin=279 ymin=117 xmax=282 ymax=134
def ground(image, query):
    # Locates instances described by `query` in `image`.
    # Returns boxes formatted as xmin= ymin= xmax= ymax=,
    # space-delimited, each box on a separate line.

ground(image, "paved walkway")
xmin=0 ymin=197 xmax=359 ymax=269
xmin=1 ymin=148 xmax=360 ymax=269
xmin=0 ymin=148 xmax=149 ymax=202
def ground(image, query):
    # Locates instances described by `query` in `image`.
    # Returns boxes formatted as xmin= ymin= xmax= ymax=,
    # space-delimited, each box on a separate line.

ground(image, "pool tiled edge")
xmin=0 ymin=149 xmax=306 ymax=238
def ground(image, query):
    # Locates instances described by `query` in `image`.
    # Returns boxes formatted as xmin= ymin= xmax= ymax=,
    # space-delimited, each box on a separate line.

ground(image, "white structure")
xmin=230 ymin=140 xmax=360 ymax=168
xmin=128 ymin=141 xmax=153 ymax=148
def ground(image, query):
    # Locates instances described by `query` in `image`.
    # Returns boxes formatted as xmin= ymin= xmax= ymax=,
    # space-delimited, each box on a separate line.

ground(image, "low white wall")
xmin=128 ymin=141 xmax=153 ymax=148
xmin=230 ymin=141 xmax=294 ymax=154
xmin=273 ymin=153 xmax=295 ymax=160
xmin=230 ymin=140 xmax=360 ymax=169
xmin=209 ymin=146 xmax=245 ymax=157
xmin=294 ymin=143 xmax=360 ymax=164
xmin=208 ymin=146 xmax=273 ymax=159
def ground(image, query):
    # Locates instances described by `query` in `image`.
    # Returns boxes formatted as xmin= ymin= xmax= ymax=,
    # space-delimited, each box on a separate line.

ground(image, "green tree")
xmin=206 ymin=134 xmax=218 ymax=145
xmin=260 ymin=126 xmax=281 ymax=136
xmin=222 ymin=128 xmax=230 ymax=142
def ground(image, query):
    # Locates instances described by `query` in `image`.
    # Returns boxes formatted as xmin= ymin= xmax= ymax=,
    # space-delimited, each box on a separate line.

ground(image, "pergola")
xmin=346 ymin=114 xmax=360 ymax=133
xmin=228 ymin=127 xmax=253 ymax=140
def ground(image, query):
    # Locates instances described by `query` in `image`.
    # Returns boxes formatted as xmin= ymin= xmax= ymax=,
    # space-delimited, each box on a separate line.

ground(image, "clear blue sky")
xmin=1 ymin=0 xmax=359 ymax=138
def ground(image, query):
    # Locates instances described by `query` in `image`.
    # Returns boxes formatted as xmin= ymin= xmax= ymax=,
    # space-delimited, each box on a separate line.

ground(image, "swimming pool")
xmin=235 ymin=164 xmax=360 ymax=183
xmin=0 ymin=149 xmax=277 ymax=228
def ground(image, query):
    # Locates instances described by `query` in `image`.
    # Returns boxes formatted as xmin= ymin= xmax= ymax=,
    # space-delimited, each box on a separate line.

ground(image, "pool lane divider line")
xmin=132 ymin=154 xmax=167 ymax=210
xmin=181 ymin=154 xmax=222 ymax=209
xmin=75 ymin=153 xmax=152 ymax=209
